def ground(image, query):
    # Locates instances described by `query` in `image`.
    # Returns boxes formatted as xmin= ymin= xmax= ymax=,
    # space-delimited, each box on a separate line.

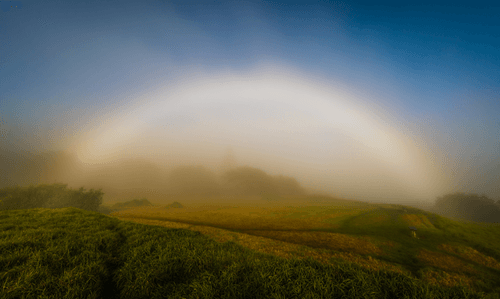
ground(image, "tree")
xmin=222 ymin=166 xmax=277 ymax=196
xmin=434 ymin=192 xmax=500 ymax=223
xmin=221 ymin=166 xmax=307 ymax=197
xmin=66 ymin=187 xmax=103 ymax=212
xmin=0 ymin=183 xmax=103 ymax=212
xmin=273 ymin=175 xmax=306 ymax=196
xmin=220 ymin=147 xmax=237 ymax=174
xmin=168 ymin=165 xmax=222 ymax=196
xmin=42 ymin=183 xmax=72 ymax=208
xmin=0 ymin=184 xmax=57 ymax=210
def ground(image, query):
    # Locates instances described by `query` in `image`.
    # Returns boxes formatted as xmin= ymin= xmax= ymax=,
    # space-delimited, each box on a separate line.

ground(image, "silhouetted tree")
xmin=0 ymin=184 xmax=63 ymax=210
xmin=66 ymin=187 xmax=103 ymax=211
xmin=222 ymin=166 xmax=277 ymax=196
xmin=42 ymin=183 xmax=73 ymax=208
xmin=273 ymin=175 xmax=306 ymax=196
xmin=434 ymin=192 xmax=500 ymax=223
xmin=0 ymin=183 xmax=103 ymax=212
xmin=221 ymin=166 xmax=307 ymax=197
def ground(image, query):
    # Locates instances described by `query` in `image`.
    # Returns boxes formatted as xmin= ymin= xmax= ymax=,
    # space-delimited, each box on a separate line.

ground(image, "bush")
xmin=222 ymin=167 xmax=306 ymax=197
xmin=97 ymin=205 xmax=114 ymax=214
xmin=222 ymin=166 xmax=276 ymax=196
xmin=434 ymin=192 xmax=500 ymax=223
xmin=0 ymin=183 xmax=103 ymax=212
xmin=111 ymin=198 xmax=153 ymax=210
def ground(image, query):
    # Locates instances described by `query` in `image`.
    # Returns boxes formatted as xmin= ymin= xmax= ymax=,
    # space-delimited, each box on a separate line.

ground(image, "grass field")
xmin=1 ymin=195 xmax=499 ymax=298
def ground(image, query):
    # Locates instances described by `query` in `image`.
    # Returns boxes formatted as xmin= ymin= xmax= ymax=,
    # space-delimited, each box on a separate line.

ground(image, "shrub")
xmin=0 ymin=183 xmax=103 ymax=212
xmin=434 ymin=192 xmax=500 ymax=223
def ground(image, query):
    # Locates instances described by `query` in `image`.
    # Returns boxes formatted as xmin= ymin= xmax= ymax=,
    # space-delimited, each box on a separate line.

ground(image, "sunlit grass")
xmin=401 ymin=214 xmax=436 ymax=229
xmin=241 ymin=230 xmax=383 ymax=255
xmin=113 ymin=204 xmax=371 ymax=231
xmin=110 ymin=197 xmax=500 ymax=296
xmin=3 ymin=207 xmax=488 ymax=298
xmin=417 ymin=248 xmax=479 ymax=275
xmin=418 ymin=268 xmax=476 ymax=290
xmin=114 ymin=215 xmax=406 ymax=275
xmin=439 ymin=243 xmax=500 ymax=271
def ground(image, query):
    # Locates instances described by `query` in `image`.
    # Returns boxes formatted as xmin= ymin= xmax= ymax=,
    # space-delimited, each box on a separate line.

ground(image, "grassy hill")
xmin=1 ymin=195 xmax=499 ymax=298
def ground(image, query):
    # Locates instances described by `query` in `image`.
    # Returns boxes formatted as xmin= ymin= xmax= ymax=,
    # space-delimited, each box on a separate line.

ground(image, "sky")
xmin=1 ymin=0 xmax=499 ymax=205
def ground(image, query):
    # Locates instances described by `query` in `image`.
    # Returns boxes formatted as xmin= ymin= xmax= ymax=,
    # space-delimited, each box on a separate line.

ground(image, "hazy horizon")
xmin=1 ymin=1 xmax=499 ymax=207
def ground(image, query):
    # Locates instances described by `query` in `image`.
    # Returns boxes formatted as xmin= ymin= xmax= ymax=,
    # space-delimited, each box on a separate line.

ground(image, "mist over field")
xmin=1 ymin=1 xmax=499 ymax=211
xmin=2 ymin=4 xmax=500 ymax=295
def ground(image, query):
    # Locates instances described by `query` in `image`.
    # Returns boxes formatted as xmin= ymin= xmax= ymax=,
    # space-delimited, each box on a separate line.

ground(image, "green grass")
xmin=0 ymin=207 xmax=495 ymax=298
xmin=333 ymin=205 xmax=500 ymax=269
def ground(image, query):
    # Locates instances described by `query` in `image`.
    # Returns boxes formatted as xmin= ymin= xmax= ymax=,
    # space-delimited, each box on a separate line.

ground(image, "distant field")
xmin=111 ymin=201 xmax=372 ymax=231
xmin=109 ymin=195 xmax=500 ymax=295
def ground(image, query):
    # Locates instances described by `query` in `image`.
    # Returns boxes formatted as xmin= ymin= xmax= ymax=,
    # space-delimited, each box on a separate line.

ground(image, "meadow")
xmin=1 ymin=195 xmax=499 ymax=298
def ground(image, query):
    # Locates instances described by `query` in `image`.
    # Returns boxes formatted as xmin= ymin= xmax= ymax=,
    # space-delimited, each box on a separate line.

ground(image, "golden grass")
xmin=111 ymin=206 xmax=366 ymax=231
xmin=417 ymin=249 xmax=478 ymax=275
xmin=243 ymin=230 xmax=383 ymax=256
xmin=439 ymin=243 xmax=500 ymax=270
xmin=349 ymin=212 xmax=391 ymax=227
xmin=401 ymin=214 xmax=435 ymax=229
xmin=108 ymin=203 xmax=498 ymax=293
xmin=419 ymin=268 xmax=475 ymax=289
xmin=111 ymin=215 xmax=407 ymax=275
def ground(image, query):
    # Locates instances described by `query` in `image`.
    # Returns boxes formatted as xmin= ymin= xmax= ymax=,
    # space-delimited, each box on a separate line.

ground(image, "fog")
xmin=2 ymin=1 xmax=499 ymax=212
xmin=1 ymin=70 xmax=456 ymax=209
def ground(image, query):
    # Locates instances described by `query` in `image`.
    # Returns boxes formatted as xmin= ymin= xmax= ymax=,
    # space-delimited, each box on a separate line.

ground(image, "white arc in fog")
xmin=75 ymin=73 xmax=441 ymax=201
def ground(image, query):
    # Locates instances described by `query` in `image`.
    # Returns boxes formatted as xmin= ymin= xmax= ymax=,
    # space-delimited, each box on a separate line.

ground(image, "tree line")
xmin=168 ymin=165 xmax=306 ymax=198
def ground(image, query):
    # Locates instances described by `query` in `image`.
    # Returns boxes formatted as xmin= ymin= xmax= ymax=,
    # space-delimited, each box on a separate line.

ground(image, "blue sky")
xmin=1 ymin=0 xmax=499 ymax=203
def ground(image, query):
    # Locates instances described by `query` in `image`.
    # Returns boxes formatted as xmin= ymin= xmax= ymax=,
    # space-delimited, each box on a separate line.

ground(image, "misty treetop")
xmin=168 ymin=165 xmax=306 ymax=197
xmin=0 ymin=183 xmax=103 ymax=212
xmin=111 ymin=198 xmax=153 ymax=210
xmin=169 ymin=165 xmax=223 ymax=196
xmin=433 ymin=192 xmax=500 ymax=223
xmin=165 ymin=201 xmax=184 ymax=208
xmin=222 ymin=166 xmax=306 ymax=196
